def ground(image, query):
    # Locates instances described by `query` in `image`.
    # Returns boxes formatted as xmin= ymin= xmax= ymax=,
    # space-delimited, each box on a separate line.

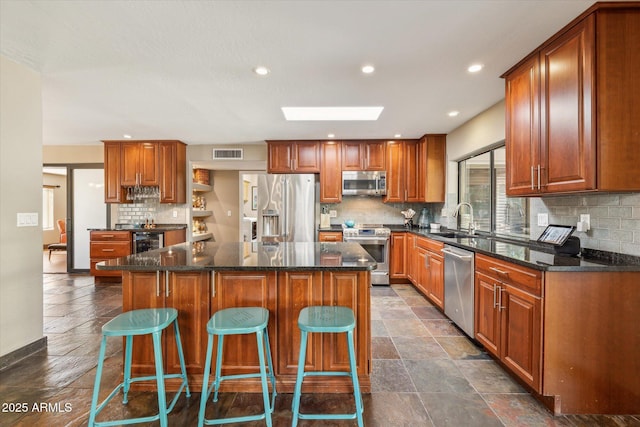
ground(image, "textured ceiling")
xmin=1 ymin=0 xmax=595 ymax=146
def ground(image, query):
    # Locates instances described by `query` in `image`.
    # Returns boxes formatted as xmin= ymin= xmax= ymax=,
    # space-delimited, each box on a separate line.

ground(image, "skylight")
xmin=281 ymin=106 xmax=384 ymax=121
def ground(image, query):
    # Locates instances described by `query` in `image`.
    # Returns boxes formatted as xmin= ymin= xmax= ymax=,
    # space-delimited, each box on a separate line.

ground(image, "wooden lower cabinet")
xmin=122 ymin=271 xmax=210 ymax=389
xmin=389 ymin=232 xmax=407 ymax=280
xmin=408 ymin=236 xmax=444 ymax=310
xmin=474 ymin=254 xmax=542 ymax=392
xmin=121 ymin=269 xmax=371 ymax=394
xmin=90 ymin=231 xmax=131 ymax=281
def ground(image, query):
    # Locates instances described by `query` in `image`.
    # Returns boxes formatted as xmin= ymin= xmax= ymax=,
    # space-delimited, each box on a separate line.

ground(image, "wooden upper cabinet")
xmin=267 ymin=141 xmax=320 ymax=173
xmin=159 ymin=141 xmax=186 ymax=204
xmin=342 ymin=141 xmax=386 ymax=171
xmin=384 ymin=140 xmax=405 ymax=202
xmin=121 ymin=142 xmax=160 ymax=186
xmin=503 ymin=4 xmax=640 ymax=195
xmin=385 ymin=138 xmax=443 ymax=203
xmin=104 ymin=141 xmax=124 ymax=203
xmin=419 ymin=135 xmax=446 ymax=202
xmin=320 ymin=141 xmax=342 ymax=203
xmin=102 ymin=140 xmax=186 ymax=204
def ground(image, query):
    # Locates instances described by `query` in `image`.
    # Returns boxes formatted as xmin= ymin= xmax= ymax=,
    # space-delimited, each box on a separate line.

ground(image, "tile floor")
xmin=0 ymin=274 xmax=638 ymax=426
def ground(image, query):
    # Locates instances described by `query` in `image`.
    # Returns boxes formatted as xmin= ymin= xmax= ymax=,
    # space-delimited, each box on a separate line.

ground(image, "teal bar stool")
xmin=291 ymin=306 xmax=364 ymax=427
xmin=88 ymin=308 xmax=191 ymax=427
xmin=198 ymin=307 xmax=277 ymax=426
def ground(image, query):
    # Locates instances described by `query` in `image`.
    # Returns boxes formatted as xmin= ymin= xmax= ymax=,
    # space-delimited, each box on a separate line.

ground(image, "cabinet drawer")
xmin=416 ymin=236 xmax=443 ymax=252
xmin=476 ymin=254 xmax=542 ymax=296
xmin=91 ymin=231 xmax=130 ymax=241
xmin=318 ymin=232 xmax=343 ymax=242
xmin=90 ymin=241 xmax=131 ymax=257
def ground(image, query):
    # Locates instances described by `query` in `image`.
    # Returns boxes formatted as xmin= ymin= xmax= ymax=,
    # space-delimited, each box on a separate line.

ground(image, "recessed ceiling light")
xmin=123 ymin=134 xmax=132 ymax=139
xmin=253 ymin=66 xmax=270 ymax=76
xmin=361 ymin=64 xmax=375 ymax=74
xmin=448 ymin=111 xmax=460 ymax=117
xmin=394 ymin=134 xmax=402 ymax=138
xmin=281 ymin=106 xmax=384 ymax=121
xmin=327 ymin=133 xmax=335 ymax=138
xmin=468 ymin=64 xmax=483 ymax=73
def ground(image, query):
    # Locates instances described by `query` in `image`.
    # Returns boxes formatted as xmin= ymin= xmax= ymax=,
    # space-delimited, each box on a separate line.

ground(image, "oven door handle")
xmin=344 ymin=237 xmax=389 ymax=245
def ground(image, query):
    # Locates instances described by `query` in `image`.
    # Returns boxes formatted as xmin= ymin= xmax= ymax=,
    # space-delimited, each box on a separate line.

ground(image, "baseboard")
xmin=0 ymin=337 xmax=47 ymax=372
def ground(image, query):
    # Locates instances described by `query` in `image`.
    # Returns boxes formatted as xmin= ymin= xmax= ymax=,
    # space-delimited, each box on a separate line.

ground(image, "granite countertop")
xmin=395 ymin=226 xmax=640 ymax=272
xmin=89 ymin=224 xmax=188 ymax=232
xmin=97 ymin=241 xmax=377 ymax=272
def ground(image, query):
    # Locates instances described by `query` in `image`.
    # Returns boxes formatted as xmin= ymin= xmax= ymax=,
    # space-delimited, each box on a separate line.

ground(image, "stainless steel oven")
xmin=343 ymin=225 xmax=390 ymax=285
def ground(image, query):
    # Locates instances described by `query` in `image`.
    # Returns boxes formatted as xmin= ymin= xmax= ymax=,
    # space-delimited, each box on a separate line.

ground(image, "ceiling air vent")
xmin=213 ymin=148 xmax=243 ymax=160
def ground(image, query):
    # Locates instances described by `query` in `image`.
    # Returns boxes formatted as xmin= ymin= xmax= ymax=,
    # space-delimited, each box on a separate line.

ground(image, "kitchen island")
xmin=97 ymin=241 xmax=376 ymax=393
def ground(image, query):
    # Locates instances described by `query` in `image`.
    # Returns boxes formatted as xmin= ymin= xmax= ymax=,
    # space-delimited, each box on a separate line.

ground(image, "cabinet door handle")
xmin=102 ymin=234 xmax=114 ymax=238
xmin=537 ymin=164 xmax=541 ymax=190
xmin=101 ymin=248 xmax=115 ymax=252
xmin=531 ymin=166 xmax=535 ymax=190
xmin=210 ymin=271 xmax=216 ymax=298
xmin=165 ymin=271 xmax=170 ymax=297
xmin=498 ymin=287 xmax=506 ymax=311
xmin=489 ymin=267 xmax=509 ymax=277
xmin=156 ymin=271 xmax=160 ymax=297
xmin=424 ymin=254 xmax=430 ymax=268
xmin=493 ymin=283 xmax=498 ymax=308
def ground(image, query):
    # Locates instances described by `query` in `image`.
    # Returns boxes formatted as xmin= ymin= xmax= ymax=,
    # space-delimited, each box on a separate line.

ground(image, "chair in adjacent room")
xmin=47 ymin=219 xmax=67 ymax=260
xmin=291 ymin=305 xmax=364 ymax=427
xmin=88 ymin=308 xmax=191 ymax=427
xmin=198 ymin=307 xmax=277 ymax=427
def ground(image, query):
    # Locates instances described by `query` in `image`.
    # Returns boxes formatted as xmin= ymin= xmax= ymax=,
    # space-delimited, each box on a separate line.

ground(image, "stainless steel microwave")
xmin=342 ymin=171 xmax=387 ymax=196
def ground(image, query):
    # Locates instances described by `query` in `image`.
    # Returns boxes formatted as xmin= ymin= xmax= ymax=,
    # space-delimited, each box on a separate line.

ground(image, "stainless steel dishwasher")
xmin=442 ymin=245 xmax=475 ymax=337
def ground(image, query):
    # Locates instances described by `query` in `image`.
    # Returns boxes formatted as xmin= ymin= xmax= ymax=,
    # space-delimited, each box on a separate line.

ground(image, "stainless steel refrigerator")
xmin=257 ymin=174 xmax=316 ymax=242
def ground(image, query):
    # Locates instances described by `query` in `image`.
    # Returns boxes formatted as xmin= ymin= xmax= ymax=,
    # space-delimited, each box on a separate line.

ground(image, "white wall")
xmin=0 ymin=55 xmax=44 ymax=357
xmin=42 ymin=173 xmax=67 ymax=245
xmin=444 ymin=100 xmax=506 ymax=216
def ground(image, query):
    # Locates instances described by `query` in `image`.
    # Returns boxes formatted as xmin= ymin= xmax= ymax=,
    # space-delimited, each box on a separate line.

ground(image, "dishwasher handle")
xmin=441 ymin=247 xmax=474 ymax=261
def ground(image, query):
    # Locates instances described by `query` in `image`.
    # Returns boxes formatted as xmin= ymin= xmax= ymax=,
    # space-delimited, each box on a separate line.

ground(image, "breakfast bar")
xmin=97 ymin=241 xmax=376 ymax=393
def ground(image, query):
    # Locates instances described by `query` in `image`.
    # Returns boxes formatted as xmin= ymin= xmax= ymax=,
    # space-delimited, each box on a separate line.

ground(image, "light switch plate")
xmin=17 ymin=212 xmax=38 ymax=227
xmin=537 ymin=213 xmax=549 ymax=227
xmin=329 ymin=210 xmax=337 ymax=218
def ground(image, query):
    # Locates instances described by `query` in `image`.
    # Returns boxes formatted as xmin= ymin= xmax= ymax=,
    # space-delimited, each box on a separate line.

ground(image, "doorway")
xmin=43 ymin=163 xmax=109 ymax=273
xmin=239 ymin=172 xmax=263 ymax=242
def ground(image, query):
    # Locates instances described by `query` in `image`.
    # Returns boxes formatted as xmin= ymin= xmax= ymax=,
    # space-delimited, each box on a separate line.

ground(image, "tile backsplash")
xmin=323 ymin=196 xmax=444 ymax=228
xmin=530 ymin=193 xmax=640 ymax=256
xmin=116 ymin=199 xmax=186 ymax=225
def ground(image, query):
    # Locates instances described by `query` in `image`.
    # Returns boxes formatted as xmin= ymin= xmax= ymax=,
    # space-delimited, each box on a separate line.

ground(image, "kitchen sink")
xmin=431 ymin=231 xmax=473 ymax=239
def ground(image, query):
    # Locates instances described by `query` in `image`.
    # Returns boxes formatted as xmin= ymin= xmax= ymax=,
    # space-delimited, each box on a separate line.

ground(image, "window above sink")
xmin=458 ymin=145 xmax=530 ymax=240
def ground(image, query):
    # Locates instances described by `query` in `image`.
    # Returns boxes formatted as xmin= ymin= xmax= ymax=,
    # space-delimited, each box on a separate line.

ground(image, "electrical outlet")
xmin=329 ymin=210 xmax=337 ymax=218
xmin=227 ymin=210 xmax=232 ymax=217
xmin=537 ymin=213 xmax=549 ymax=226
xmin=172 ymin=209 xmax=178 ymax=218
xmin=578 ymin=214 xmax=591 ymax=231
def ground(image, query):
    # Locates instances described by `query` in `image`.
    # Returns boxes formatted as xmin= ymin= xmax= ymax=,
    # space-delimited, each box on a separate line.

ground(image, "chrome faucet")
xmin=452 ymin=202 xmax=475 ymax=235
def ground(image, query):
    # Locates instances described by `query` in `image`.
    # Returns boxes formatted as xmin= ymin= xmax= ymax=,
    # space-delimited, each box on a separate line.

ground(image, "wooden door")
xmin=211 ymin=272 xmax=276 ymax=376
xmin=474 ymin=272 xmax=500 ymax=357
xmin=364 ymin=141 xmax=386 ymax=170
xmin=122 ymin=271 xmax=165 ymax=374
xmin=165 ymin=272 xmax=210 ymax=375
xmin=505 ymin=55 xmax=540 ymax=196
xmin=277 ymin=271 xmax=323 ymax=375
xmin=414 ymin=247 xmax=428 ymax=297
xmin=139 ymin=142 xmax=159 ymax=186
xmin=389 ymin=232 xmax=407 ymax=279
xmin=322 ymin=271 xmax=369 ymax=374
xmin=384 ymin=141 xmax=404 ymax=202
xmin=500 ymin=284 xmax=542 ymax=391
xmin=404 ymin=140 xmax=420 ymax=202
xmin=422 ymin=135 xmax=446 ymax=202
xmin=320 ymin=141 xmax=342 ymax=203
xmin=294 ymin=142 xmax=320 ymax=172
xmin=267 ymin=142 xmax=294 ymax=173
xmin=406 ymin=235 xmax=417 ymax=283
xmin=121 ymin=142 xmax=141 ymax=186
xmin=342 ymin=142 xmax=363 ymax=170
xmin=427 ymin=251 xmax=444 ymax=309
xmin=103 ymin=142 xmax=123 ymax=203
xmin=540 ymin=16 xmax=596 ymax=194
